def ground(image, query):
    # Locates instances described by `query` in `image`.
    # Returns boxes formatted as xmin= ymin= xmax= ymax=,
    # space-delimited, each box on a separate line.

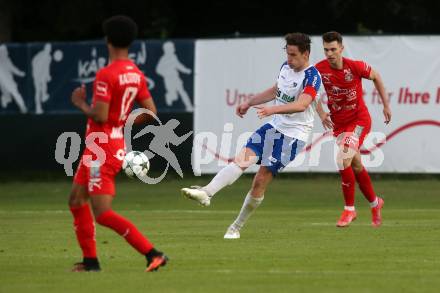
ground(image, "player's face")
xmin=323 ymin=41 xmax=344 ymax=67
xmin=285 ymin=45 xmax=309 ymax=71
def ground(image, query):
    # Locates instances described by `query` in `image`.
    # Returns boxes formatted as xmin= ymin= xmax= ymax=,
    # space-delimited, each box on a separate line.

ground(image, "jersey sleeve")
xmin=302 ymin=67 xmax=321 ymax=100
xmin=93 ymin=69 xmax=112 ymax=103
xmin=136 ymin=75 xmax=152 ymax=103
xmin=353 ymin=60 xmax=372 ymax=79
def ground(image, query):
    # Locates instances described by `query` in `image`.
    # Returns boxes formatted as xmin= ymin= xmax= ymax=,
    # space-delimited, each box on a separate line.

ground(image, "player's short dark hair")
xmin=284 ymin=33 xmax=311 ymax=54
xmin=322 ymin=31 xmax=343 ymax=44
xmin=102 ymin=15 xmax=138 ymax=48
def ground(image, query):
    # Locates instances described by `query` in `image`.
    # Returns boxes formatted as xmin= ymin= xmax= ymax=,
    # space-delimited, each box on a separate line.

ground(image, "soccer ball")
xmin=122 ymin=151 xmax=150 ymax=178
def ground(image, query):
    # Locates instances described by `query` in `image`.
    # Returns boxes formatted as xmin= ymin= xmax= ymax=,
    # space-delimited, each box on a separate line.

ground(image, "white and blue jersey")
xmin=270 ymin=63 xmax=322 ymax=141
xmin=245 ymin=63 xmax=322 ymax=176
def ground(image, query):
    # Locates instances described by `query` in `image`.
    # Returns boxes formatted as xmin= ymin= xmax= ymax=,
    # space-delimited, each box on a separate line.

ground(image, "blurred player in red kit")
xmin=68 ymin=15 xmax=167 ymax=272
xmin=315 ymin=31 xmax=392 ymax=228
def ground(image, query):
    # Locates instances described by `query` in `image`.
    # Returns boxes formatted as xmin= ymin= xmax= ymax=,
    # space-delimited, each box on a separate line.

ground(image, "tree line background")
xmin=1 ymin=0 xmax=439 ymax=42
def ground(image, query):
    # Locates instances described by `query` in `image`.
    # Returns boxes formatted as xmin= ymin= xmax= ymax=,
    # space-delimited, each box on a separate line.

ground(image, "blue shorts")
xmin=245 ymin=123 xmax=306 ymax=176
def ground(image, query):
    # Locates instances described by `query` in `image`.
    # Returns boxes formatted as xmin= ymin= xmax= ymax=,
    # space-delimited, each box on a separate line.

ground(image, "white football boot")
xmin=223 ymin=225 xmax=240 ymax=239
xmin=181 ymin=186 xmax=211 ymax=207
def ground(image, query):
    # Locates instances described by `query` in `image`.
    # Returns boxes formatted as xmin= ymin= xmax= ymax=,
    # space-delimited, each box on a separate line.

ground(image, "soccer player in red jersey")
xmin=68 ymin=15 xmax=167 ymax=272
xmin=315 ymin=31 xmax=392 ymax=228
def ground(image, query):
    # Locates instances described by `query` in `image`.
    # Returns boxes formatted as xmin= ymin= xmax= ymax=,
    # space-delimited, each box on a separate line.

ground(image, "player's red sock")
xmin=355 ymin=167 xmax=377 ymax=203
xmin=339 ymin=167 xmax=355 ymax=207
xmin=70 ymin=204 xmax=97 ymax=258
xmin=96 ymin=210 xmax=153 ymax=255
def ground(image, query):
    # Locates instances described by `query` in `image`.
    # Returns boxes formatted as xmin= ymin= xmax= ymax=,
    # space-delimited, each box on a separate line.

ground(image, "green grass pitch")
xmin=1 ymin=175 xmax=440 ymax=293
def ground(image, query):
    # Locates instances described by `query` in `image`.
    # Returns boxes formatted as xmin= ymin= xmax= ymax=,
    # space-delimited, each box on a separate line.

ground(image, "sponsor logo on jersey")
xmin=88 ymin=178 xmax=102 ymax=192
xmin=344 ymin=69 xmax=353 ymax=82
xmin=114 ymin=149 xmax=125 ymax=161
xmin=353 ymin=125 xmax=364 ymax=138
xmin=331 ymin=104 xmax=342 ymax=111
xmin=110 ymin=126 xmax=124 ymax=139
xmin=329 ymin=86 xmax=357 ymax=98
xmin=305 ymin=68 xmax=319 ymax=88
xmin=343 ymin=104 xmax=357 ymax=111
xmin=276 ymin=88 xmax=295 ymax=103
xmin=322 ymin=74 xmax=332 ymax=84
xmin=88 ymin=160 xmax=102 ymax=192
xmin=96 ymin=81 xmax=108 ymax=96
xmin=89 ymin=160 xmax=101 ymax=178
xmin=268 ymin=156 xmax=277 ymax=163
xmin=312 ymin=75 xmax=318 ymax=87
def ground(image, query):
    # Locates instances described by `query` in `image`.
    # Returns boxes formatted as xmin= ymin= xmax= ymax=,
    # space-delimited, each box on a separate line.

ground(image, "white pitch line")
xmin=307 ymin=222 xmax=440 ymax=227
xmin=0 ymin=209 xmax=439 ymax=214
xmin=0 ymin=210 xmax=236 ymax=214
xmin=210 ymin=269 xmax=440 ymax=275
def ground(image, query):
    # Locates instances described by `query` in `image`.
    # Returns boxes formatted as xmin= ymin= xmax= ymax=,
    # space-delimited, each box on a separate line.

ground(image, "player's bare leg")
xmin=69 ymin=184 xmax=100 ymax=272
xmin=181 ymin=147 xmax=258 ymax=206
xmin=351 ymin=152 xmax=384 ymax=227
xmin=335 ymin=145 xmax=357 ymax=227
xmin=69 ymin=184 xmax=90 ymax=209
xmin=91 ymin=195 xmax=168 ymax=272
xmin=224 ymin=166 xmax=272 ymax=239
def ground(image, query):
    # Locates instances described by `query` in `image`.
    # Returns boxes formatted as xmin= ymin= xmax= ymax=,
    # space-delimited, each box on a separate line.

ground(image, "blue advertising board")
xmin=0 ymin=39 xmax=194 ymax=114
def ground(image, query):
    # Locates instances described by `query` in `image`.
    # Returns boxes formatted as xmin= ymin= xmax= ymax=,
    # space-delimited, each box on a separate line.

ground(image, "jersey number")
xmin=120 ymin=87 xmax=138 ymax=121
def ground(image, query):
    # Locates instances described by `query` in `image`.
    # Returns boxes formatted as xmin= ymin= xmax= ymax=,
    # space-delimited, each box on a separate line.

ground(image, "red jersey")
xmin=85 ymin=59 xmax=151 ymax=152
xmin=74 ymin=59 xmax=151 ymax=195
xmin=315 ymin=57 xmax=371 ymax=126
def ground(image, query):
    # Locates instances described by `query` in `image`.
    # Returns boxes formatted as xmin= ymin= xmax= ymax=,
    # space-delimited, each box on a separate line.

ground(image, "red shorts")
xmin=333 ymin=115 xmax=371 ymax=150
xmin=73 ymin=150 xmax=123 ymax=196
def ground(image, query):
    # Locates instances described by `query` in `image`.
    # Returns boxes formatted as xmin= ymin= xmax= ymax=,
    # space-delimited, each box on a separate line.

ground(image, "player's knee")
xmin=234 ymin=148 xmax=258 ymax=169
xmin=234 ymin=159 xmax=249 ymax=170
xmin=336 ymin=151 xmax=354 ymax=169
xmin=91 ymin=204 xmax=112 ymax=219
xmin=68 ymin=195 xmax=86 ymax=208
xmin=343 ymin=158 xmax=354 ymax=169
xmin=68 ymin=190 xmax=87 ymax=208
xmin=234 ymin=156 xmax=254 ymax=169
xmin=351 ymin=162 xmax=364 ymax=174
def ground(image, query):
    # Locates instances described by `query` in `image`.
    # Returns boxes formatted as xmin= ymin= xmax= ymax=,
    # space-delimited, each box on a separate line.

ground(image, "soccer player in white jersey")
xmin=181 ymin=33 xmax=322 ymax=239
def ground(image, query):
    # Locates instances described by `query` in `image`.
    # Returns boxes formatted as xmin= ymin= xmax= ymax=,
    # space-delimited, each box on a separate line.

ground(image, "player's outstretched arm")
xmin=249 ymin=84 xmax=278 ymax=106
xmin=236 ymin=84 xmax=277 ymax=118
xmin=369 ymin=69 xmax=392 ymax=124
xmin=71 ymin=84 xmax=109 ymax=123
xmin=255 ymin=93 xmax=313 ymax=118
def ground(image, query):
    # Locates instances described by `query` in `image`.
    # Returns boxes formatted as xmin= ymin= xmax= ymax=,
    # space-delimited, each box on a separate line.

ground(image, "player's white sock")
xmin=204 ymin=163 xmax=243 ymax=196
xmin=344 ymin=206 xmax=355 ymax=211
xmin=231 ymin=193 xmax=264 ymax=230
xmin=369 ymin=197 xmax=379 ymax=208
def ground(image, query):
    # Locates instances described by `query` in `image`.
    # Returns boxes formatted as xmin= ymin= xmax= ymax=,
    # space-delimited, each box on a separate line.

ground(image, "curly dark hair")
xmin=102 ymin=15 xmax=138 ymax=48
